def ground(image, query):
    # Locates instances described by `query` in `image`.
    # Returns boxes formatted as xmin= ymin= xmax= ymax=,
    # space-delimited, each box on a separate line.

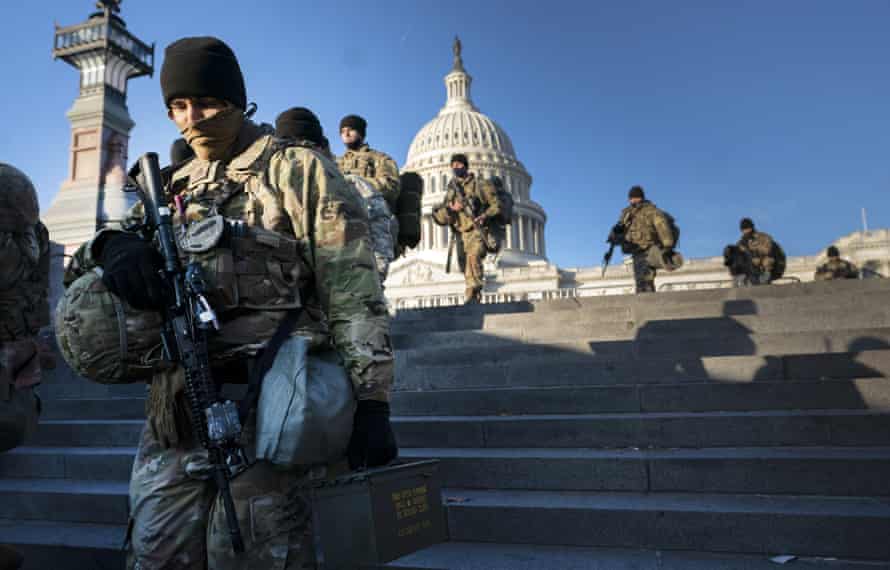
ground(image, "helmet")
xmin=55 ymin=270 xmax=169 ymax=384
xmin=0 ymin=163 xmax=39 ymax=232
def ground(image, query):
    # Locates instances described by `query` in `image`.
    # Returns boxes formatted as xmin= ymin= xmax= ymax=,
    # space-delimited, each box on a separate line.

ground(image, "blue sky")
xmin=2 ymin=0 xmax=889 ymax=268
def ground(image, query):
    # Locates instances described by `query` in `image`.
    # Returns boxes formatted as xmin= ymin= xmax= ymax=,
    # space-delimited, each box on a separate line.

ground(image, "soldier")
xmin=0 ymin=163 xmax=52 ymax=570
xmin=336 ymin=115 xmax=400 ymax=283
xmin=336 ymin=114 xmax=401 ymax=210
xmin=737 ymin=218 xmax=784 ymax=285
xmin=612 ymin=186 xmax=679 ymax=294
xmin=432 ymin=154 xmax=501 ymax=304
xmin=75 ymin=37 xmax=395 ymax=569
xmin=815 ymin=246 xmax=859 ymax=280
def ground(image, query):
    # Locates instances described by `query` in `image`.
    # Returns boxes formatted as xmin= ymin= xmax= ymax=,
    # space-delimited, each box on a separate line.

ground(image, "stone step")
xmin=392 ymin=284 xmax=890 ymax=336
xmin=38 ymin=377 xmax=890 ymax=423
xmin=397 ymin=328 xmax=890 ymax=367
xmin=0 ymin=478 xmax=129 ymax=525
xmin=393 ymin=379 xmax=890 ymax=416
xmin=40 ymin=397 xmax=146 ymax=420
xmin=393 ymin=410 xmax=890 ymax=449
xmin=393 ymin=300 xmax=890 ymax=340
xmin=386 ymin=541 xmax=890 ymax=569
xmin=441 ymin=489 xmax=890 ymax=559
xmin=5 ymin=445 xmax=888 ymax=498
xmin=395 ymin=280 xmax=890 ymax=327
xmin=0 ymin=518 xmax=126 ymax=570
xmin=397 ymin=349 xmax=890 ymax=391
xmin=398 ymin=447 xmax=890 ymax=496
xmin=31 ymin=420 xmax=144 ymax=447
xmin=30 ymin=409 xmax=890 ymax=449
xmin=28 ymin=410 xmax=890 ymax=449
xmin=0 ymin=446 xmax=136 ymax=481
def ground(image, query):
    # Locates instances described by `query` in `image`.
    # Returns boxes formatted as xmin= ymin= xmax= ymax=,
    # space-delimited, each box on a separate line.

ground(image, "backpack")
xmin=489 ymin=176 xmax=514 ymax=226
xmin=771 ymin=242 xmax=786 ymax=281
xmin=660 ymin=209 xmax=680 ymax=248
xmin=396 ymin=172 xmax=423 ymax=249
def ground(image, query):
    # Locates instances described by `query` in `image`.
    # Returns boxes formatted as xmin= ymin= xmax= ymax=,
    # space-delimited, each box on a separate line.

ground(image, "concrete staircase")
xmin=2 ymin=278 xmax=890 ymax=568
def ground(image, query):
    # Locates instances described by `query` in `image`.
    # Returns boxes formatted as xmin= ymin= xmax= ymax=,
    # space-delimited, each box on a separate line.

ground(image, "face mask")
xmin=346 ymin=139 xmax=364 ymax=151
xmin=453 ymin=167 xmax=467 ymax=178
xmin=180 ymin=106 xmax=243 ymax=161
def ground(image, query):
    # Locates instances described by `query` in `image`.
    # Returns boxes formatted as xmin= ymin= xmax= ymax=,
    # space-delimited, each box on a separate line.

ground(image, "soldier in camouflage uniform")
xmin=0 ymin=163 xmax=51 ymax=570
xmin=737 ymin=218 xmax=782 ymax=285
xmin=77 ymin=37 xmax=395 ymax=570
xmin=335 ymin=115 xmax=400 ymax=283
xmin=815 ymin=246 xmax=859 ymax=280
xmin=432 ymin=154 xmax=501 ymax=304
xmin=613 ymin=186 xmax=676 ymax=294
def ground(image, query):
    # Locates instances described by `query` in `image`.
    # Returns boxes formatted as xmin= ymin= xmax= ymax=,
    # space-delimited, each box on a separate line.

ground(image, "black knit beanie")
xmin=826 ymin=246 xmax=839 ymax=257
xmin=628 ymin=185 xmax=645 ymax=199
xmin=169 ymin=138 xmax=194 ymax=165
xmin=339 ymin=115 xmax=367 ymax=138
xmin=450 ymin=153 xmax=469 ymax=168
xmin=740 ymin=218 xmax=755 ymax=231
xmin=160 ymin=37 xmax=246 ymax=109
xmin=275 ymin=107 xmax=324 ymax=145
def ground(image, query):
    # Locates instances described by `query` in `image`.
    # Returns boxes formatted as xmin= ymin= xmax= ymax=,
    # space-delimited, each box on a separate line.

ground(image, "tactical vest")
xmin=168 ymin=135 xmax=308 ymax=313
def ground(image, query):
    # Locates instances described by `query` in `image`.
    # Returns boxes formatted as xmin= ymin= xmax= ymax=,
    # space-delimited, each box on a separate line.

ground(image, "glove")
xmin=347 ymin=400 xmax=398 ymax=470
xmin=99 ymin=233 xmax=167 ymax=311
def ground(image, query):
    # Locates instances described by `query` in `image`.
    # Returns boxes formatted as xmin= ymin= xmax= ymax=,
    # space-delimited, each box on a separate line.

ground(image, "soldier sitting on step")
xmin=815 ymin=246 xmax=859 ymax=280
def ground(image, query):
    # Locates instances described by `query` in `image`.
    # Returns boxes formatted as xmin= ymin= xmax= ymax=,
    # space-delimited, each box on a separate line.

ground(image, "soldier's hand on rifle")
xmin=99 ymin=232 xmax=167 ymax=311
xmin=473 ymin=214 xmax=487 ymax=226
xmin=347 ymin=400 xmax=398 ymax=470
xmin=448 ymin=199 xmax=463 ymax=212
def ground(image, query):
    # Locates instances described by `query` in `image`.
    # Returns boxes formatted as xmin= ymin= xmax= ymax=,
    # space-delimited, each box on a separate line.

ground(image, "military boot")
xmin=0 ymin=544 xmax=24 ymax=570
xmin=464 ymin=287 xmax=481 ymax=305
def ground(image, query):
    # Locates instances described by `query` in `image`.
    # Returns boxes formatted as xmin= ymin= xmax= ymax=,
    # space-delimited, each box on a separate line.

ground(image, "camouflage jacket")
xmin=737 ymin=231 xmax=778 ymax=273
xmin=90 ymin=121 xmax=392 ymax=402
xmin=431 ymin=173 xmax=501 ymax=234
xmin=337 ymin=143 xmax=401 ymax=210
xmin=815 ymin=258 xmax=859 ymax=280
xmin=0 ymin=222 xmax=50 ymax=342
xmin=617 ymin=201 xmax=674 ymax=253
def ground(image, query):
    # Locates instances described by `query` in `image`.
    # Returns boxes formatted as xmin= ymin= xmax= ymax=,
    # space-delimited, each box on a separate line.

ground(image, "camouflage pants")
xmin=734 ymin=271 xmax=771 ymax=287
xmin=632 ymin=251 xmax=656 ymax=293
xmin=459 ymin=230 xmax=488 ymax=300
xmin=126 ymin=422 xmax=316 ymax=570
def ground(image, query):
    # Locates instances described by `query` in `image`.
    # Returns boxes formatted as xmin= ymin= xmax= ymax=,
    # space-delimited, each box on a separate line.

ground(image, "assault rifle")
xmin=134 ymin=153 xmax=246 ymax=553
xmin=602 ymin=223 xmax=625 ymax=277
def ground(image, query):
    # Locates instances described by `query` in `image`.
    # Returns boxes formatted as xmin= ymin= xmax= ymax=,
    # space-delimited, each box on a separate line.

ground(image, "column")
xmin=506 ymin=219 xmax=514 ymax=249
xmin=518 ymin=215 xmax=526 ymax=252
xmin=533 ymin=220 xmax=540 ymax=255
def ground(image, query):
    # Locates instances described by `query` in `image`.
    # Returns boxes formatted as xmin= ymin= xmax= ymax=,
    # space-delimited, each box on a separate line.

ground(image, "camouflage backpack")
xmin=0 ymin=163 xmax=50 ymax=341
xmin=489 ymin=176 xmax=514 ymax=226
xmin=660 ymin=209 xmax=680 ymax=248
xmin=55 ymin=268 xmax=169 ymax=384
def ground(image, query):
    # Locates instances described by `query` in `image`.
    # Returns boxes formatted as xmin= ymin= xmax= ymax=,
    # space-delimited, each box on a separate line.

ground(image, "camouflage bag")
xmin=55 ymin=269 xmax=169 ymax=384
xmin=0 ymin=163 xmax=39 ymax=233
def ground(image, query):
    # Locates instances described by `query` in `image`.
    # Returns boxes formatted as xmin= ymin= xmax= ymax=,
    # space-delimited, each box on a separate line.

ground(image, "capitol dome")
xmin=401 ymin=38 xmax=548 ymax=268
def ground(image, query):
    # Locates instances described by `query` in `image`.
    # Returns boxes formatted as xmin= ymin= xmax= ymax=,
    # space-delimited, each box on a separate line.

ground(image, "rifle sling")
xmin=238 ymin=308 xmax=302 ymax=422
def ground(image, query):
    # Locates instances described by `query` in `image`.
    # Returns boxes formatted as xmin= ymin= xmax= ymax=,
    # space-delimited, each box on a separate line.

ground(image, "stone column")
xmin=518 ymin=215 xmax=526 ymax=252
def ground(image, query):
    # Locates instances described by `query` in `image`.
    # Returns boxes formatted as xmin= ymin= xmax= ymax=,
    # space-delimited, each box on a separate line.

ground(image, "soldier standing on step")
xmin=63 ymin=36 xmax=396 ymax=569
xmin=432 ymin=153 xmax=502 ymax=304
xmin=815 ymin=246 xmax=859 ymax=280
xmin=611 ymin=186 xmax=681 ymax=294
xmin=0 ymin=163 xmax=53 ymax=570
